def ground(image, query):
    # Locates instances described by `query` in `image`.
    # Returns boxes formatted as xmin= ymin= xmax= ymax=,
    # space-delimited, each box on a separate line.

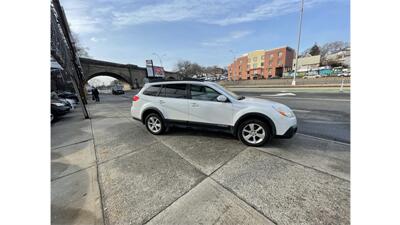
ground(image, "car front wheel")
xmin=238 ymin=119 xmax=271 ymax=146
xmin=145 ymin=113 xmax=165 ymax=135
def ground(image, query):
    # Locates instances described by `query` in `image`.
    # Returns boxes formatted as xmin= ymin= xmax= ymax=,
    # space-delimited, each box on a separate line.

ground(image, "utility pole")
xmin=152 ymin=53 xmax=165 ymax=67
xmin=292 ymin=0 xmax=304 ymax=86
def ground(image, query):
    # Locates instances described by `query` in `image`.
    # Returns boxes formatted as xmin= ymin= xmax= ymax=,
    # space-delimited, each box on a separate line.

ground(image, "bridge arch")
xmin=85 ymin=71 xmax=131 ymax=85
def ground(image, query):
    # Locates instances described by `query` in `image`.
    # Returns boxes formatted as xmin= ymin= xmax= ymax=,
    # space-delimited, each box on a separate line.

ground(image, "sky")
xmin=61 ymin=0 xmax=350 ymax=83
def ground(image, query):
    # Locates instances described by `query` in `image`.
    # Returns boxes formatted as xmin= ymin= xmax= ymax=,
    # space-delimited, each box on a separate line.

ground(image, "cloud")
xmin=61 ymin=0 xmax=112 ymax=34
xmin=62 ymin=0 xmax=337 ymax=33
xmin=201 ymin=30 xmax=253 ymax=46
xmin=90 ymin=37 xmax=107 ymax=42
xmin=111 ymin=0 xmax=334 ymax=27
xmin=211 ymin=0 xmax=325 ymax=25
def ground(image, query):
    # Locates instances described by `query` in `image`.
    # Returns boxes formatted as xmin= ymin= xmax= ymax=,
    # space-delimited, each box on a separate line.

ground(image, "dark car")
xmin=51 ymin=99 xmax=70 ymax=118
xmin=58 ymin=91 xmax=79 ymax=102
xmin=112 ymin=86 xmax=125 ymax=95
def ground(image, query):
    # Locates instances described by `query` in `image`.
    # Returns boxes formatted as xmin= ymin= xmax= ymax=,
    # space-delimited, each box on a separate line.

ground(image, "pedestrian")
xmin=91 ymin=87 xmax=95 ymax=101
xmin=92 ymin=87 xmax=100 ymax=102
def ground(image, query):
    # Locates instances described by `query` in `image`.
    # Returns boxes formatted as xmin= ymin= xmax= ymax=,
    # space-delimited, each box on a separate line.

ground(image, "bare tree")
xmin=174 ymin=60 xmax=202 ymax=77
xmin=71 ymin=31 xmax=91 ymax=58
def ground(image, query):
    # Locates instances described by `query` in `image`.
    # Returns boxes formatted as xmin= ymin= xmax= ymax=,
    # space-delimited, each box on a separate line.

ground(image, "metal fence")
xmin=219 ymin=76 xmax=351 ymax=87
xmin=51 ymin=0 xmax=89 ymax=118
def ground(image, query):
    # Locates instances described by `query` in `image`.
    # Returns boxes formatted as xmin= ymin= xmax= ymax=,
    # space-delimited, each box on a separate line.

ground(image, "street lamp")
xmin=152 ymin=53 xmax=166 ymax=67
xmin=292 ymin=0 xmax=304 ymax=86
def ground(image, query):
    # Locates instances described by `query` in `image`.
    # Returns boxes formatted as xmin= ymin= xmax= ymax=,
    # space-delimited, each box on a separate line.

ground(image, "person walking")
xmin=92 ymin=87 xmax=100 ymax=102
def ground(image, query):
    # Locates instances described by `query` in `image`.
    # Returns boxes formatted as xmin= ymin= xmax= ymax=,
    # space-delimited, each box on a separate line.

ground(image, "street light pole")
xmin=152 ymin=53 xmax=165 ymax=67
xmin=292 ymin=0 xmax=304 ymax=86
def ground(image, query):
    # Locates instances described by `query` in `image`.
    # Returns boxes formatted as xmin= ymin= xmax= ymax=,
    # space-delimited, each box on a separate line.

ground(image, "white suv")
xmin=131 ymin=80 xmax=297 ymax=146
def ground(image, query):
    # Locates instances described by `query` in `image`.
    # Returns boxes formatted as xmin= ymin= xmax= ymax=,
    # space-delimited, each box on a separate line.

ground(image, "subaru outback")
xmin=131 ymin=80 xmax=297 ymax=146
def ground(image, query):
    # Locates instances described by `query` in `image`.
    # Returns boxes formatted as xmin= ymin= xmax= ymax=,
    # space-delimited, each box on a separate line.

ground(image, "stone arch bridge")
xmin=79 ymin=57 xmax=178 ymax=88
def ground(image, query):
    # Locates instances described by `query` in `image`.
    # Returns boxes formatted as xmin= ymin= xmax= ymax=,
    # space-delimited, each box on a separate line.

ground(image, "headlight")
xmin=273 ymin=106 xmax=294 ymax=118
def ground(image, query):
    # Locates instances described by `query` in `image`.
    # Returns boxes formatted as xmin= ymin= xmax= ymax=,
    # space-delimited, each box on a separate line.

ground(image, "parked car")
xmin=303 ymin=74 xmax=321 ymax=79
xmin=112 ymin=86 xmax=125 ymax=95
xmin=51 ymin=99 xmax=70 ymax=118
xmin=338 ymin=72 xmax=351 ymax=77
xmin=58 ymin=91 xmax=79 ymax=102
xmin=131 ymin=80 xmax=297 ymax=146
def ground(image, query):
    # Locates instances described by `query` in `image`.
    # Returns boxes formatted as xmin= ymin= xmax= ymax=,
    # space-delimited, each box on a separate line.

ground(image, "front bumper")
xmin=276 ymin=125 xmax=297 ymax=138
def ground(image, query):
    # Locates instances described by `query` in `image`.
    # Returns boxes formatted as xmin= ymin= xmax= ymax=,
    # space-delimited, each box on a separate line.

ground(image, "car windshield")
xmin=210 ymin=83 xmax=245 ymax=100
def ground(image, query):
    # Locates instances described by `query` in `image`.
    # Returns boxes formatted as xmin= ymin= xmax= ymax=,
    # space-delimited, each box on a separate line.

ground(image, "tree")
xmin=71 ymin=32 xmax=91 ymax=58
xmin=309 ymin=43 xmax=320 ymax=56
xmin=320 ymin=41 xmax=350 ymax=57
xmin=110 ymin=80 xmax=120 ymax=86
xmin=174 ymin=60 xmax=203 ymax=78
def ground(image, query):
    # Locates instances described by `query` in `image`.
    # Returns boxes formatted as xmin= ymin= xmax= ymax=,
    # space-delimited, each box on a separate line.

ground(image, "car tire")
xmin=145 ymin=113 xmax=165 ymax=135
xmin=238 ymin=119 xmax=271 ymax=147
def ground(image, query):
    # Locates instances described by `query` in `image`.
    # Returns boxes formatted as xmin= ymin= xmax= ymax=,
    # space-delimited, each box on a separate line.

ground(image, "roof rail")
xmin=181 ymin=77 xmax=204 ymax=82
xmin=147 ymin=77 xmax=204 ymax=83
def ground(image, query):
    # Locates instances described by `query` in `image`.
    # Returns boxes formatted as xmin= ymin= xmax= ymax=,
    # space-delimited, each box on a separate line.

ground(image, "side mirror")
xmin=217 ymin=95 xmax=228 ymax=102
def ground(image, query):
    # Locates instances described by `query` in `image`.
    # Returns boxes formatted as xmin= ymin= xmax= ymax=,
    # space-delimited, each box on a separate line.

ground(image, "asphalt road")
xmin=234 ymin=90 xmax=350 ymax=143
xmin=98 ymin=89 xmax=350 ymax=143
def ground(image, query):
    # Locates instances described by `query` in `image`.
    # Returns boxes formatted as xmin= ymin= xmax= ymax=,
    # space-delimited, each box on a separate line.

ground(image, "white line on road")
xmin=262 ymin=92 xmax=296 ymax=97
xmin=297 ymin=133 xmax=350 ymax=145
xmin=292 ymin=109 xmax=311 ymax=113
xmin=302 ymin=119 xmax=350 ymax=125
xmin=260 ymin=96 xmax=350 ymax=102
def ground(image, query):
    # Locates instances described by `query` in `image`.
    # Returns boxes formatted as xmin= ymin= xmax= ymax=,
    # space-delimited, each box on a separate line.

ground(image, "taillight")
xmin=133 ymin=95 xmax=139 ymax=101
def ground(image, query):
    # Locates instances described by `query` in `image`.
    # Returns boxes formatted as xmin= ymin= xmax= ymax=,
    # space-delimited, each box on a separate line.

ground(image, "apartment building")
xmin=228 ymin=46 xmax=295 ymax=80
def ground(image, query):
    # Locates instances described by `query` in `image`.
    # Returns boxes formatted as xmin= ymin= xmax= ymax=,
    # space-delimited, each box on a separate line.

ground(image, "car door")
xmin=188 ymin=84 xmax=233 ymax=126
xmin=157 ymin=83 xmax=189 ymax=122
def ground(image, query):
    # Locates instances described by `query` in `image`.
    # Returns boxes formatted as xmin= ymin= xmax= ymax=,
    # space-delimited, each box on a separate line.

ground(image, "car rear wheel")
xmin=145 ymin=113 xmax=165 ymax=135
xmin=238 ymin=119 xmax=271 ymax=146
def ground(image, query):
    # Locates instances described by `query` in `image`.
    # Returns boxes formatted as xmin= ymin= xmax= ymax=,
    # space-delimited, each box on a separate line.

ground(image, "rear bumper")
xmin=276 ymin=125 xmax=297 ymax=138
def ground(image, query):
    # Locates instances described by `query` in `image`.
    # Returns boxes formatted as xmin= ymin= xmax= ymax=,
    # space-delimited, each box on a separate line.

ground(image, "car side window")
xmin=190 ymin=84 xmax=220 ymax=101
xmin=143 ymin=85 xmax=161 ymax=96
xmin=159 ymin=84 xmax=187 ymax=98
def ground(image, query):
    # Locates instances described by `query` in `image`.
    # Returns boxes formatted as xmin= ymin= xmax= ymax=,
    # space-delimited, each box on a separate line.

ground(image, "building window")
xmin=247 ymin=64 xmax=250 ymax=69
xmin=253 ymin=63 xmax=257 ymax=68
xmin=278 ymin=52 xmax=282 ymax=57
xmin=248 ymin=58 xmax=251 ymax=63
xmin=261 ymin=62 xmax=264 ymax=67
xmin=239 ymin=65 xmax=241 ymax=70
xmin=278 ymin=60 xmax=282 ymax=65
xmin=268 ymin=68 xmax=272 ymax=75
xmin=253 ymin=57 xmax=257 ymax=62
xmin=269 ymin=61 xmax=272 ymax=66
xmin=270 ymin=54 xmax=274 ymax=59
xmin=261 ymin=55 xmax=264 ymax=60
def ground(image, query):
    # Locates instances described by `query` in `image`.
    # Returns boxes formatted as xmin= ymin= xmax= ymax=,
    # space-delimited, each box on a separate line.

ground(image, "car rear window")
xmin=143 ymin=85 xmax=161 ymax=96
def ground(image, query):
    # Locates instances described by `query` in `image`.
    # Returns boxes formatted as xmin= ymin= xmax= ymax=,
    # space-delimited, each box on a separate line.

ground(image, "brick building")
xmin=228 ymin=46 xmax=295 ymax=80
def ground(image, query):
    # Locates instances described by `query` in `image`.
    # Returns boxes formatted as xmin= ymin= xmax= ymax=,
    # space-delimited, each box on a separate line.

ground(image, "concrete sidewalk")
xmin=51 ymin=95 xmax=350 ymax=225
xmin=51 ymin=109 xmax=104 ymax=225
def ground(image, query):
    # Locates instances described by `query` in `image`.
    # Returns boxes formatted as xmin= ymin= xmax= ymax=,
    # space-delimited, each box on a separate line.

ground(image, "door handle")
xmin=159 ymin=100 xmax=166 ymax=104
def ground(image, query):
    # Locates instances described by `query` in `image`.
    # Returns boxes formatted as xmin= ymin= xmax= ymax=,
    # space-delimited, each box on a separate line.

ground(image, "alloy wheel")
xmin=147 ymin=116 xmax=162 ymax=133
xmin=242 ymin=123 xmax=266 ymax=144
